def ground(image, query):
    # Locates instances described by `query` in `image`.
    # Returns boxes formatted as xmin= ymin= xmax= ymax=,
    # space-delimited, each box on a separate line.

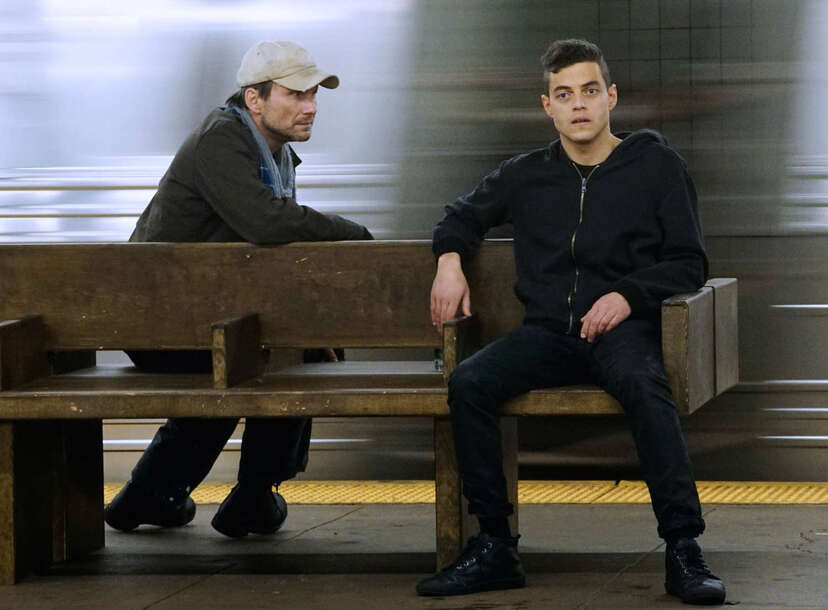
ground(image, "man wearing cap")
xmin=105 ymin=41 xmax=371 ymax=538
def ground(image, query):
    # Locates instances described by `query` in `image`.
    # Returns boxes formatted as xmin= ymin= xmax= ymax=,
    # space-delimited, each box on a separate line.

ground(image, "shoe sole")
xmin=103 ymin=512 xmax=140 ymax=532
xmin=211 ymin=515 xmax=286 ymax=538
xmin=105 ymin=515 xmax=195 ymax=531
xmin=417 ymin=575 xmax=526 ymax=597
xmin=665 ymin=581 xmax=726 ymax=605
xmin=104 ymin=504 xmax=196 ymax=532
xmin=210 ymin=520 xmax=249 ymax=538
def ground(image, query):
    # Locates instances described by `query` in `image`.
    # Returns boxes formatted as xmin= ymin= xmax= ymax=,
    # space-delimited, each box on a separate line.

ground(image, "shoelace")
xmin=674 ymin=544 xmax=714 ymax=577
xmin=449 ymin=535 xmax=495 ymax=572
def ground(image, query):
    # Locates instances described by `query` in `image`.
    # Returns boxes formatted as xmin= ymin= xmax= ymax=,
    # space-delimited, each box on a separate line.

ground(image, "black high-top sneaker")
xmin=416 ymin=532 xmax=525 ymax=597
xmin=210 ymin=483 xmax=288 ymax=538
xmin=104 ymin=481 xmax=196 ymax=531
xmin=665 ymin=538 xmax=726 ymax=605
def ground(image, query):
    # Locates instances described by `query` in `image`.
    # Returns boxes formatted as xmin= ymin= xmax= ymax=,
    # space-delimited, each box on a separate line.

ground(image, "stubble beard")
xmin=263 ymin=118 xmax=312 ymax=145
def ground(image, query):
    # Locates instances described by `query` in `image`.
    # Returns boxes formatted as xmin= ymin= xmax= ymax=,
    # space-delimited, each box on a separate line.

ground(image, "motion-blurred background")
xmin=1 ymin=0 xmax=826 ymax=483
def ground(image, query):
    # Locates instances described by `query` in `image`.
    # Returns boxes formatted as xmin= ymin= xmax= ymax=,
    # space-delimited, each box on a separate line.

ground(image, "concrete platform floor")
xmin=1 ymin=503 xmax=826 ymax=609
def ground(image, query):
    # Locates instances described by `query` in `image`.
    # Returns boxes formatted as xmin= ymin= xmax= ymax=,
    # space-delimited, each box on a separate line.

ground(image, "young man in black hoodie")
xmin=417 ymin=39 xmax=726 ymax=605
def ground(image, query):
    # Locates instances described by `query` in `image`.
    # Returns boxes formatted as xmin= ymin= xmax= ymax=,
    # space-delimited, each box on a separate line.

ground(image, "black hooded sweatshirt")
xmin=432 ymin=129 xmax=709 ymax=336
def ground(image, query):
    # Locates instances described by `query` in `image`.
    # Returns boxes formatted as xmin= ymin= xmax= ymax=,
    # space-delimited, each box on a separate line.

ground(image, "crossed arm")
xmin=429 ymin=252 xmax=631 ymax=343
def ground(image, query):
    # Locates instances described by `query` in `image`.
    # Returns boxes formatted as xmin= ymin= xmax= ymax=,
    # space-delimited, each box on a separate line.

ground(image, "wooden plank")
xmin=0 ymin=316 xmax=48 ymax=391
xmin=0 ymin=422 xmax=60 ymax=584
xmin=706 ymin=278 xmax=739 ymax=394
xmin=437 ymin=319 xmax=468 ymax=568
xmin=503 ymin=388 xmax=622 ymax=415
xmin=0 ymin=423 xmax=14 ymax=584
xmin=434 ymin=418 xmax=462 ymax=570
xmin=59 ymin=421 xmax=104 ymax=561
xmin=0 ymin=316 xmax=56 ymax=582
xmin=0 ymin=378 xmax=625 ymax=420
xmin=212 ymin=313 xmax=263 ymax=389
xmin=441 ymin=315 xmax=480 ymax=384
xmin=0 ymin=242 xmax=448 ymax=350
xmin=0 ymin=387 xmax=450 ymax=419
xmin=662 ymin=287 xmax=716 ymax=415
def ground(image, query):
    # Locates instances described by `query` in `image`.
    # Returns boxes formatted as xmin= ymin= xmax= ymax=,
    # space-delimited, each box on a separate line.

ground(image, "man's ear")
xmin=244 ymin=87 xmax=261 ymax=115
xmin=607 ymin=83 xmax=618 ymax=112
xmin=540 ymin=93 xmax=556 ymax=121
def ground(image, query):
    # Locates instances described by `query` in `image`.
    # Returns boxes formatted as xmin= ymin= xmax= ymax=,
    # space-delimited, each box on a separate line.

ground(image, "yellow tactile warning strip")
xmin=103 ymin=480 xmax=828 ymax=505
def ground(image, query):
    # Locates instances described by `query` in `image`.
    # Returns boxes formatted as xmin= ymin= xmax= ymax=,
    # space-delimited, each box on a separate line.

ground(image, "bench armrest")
xmin=211 ymin=313 xmax=264 ymax=389
xmin=0 ymin=316 xmax=49 ymax=390
xmin=661 ymin=278 xmax=738 ymax=414
xmin=440 ymin=315 xmax=480 ymax=381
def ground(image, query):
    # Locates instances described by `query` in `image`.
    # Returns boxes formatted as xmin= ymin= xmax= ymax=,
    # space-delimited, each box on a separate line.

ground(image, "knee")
xmin=447 ymin=361 xmax=496 ymax=409
xmin=448 ymin=361 xmax=480 ymax=395
xmin=610 ymin=370 xmax=673 ymax=408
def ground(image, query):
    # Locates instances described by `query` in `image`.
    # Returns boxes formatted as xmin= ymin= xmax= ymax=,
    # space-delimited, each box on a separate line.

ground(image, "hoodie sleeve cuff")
xmin=612 ymin=279 xmax=650 ymax=317
xmin=432 ymin=236 xmax=470 ymax=265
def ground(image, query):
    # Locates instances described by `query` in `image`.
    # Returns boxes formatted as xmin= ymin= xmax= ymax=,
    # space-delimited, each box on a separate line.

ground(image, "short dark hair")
xmin=541 ymin=39 xmax=611 ymax=90
xmin=225 ymin=80 xmax=274 ymax=110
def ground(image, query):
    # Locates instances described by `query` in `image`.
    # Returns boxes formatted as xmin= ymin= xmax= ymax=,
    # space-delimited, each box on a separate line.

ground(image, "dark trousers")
xmin=448 ymin=320 xmax=705 ymax=540
xmin=126 ymin=350 xmax=311 ymax=500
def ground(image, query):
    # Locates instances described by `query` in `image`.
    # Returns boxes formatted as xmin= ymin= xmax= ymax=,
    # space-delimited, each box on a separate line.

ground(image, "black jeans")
xmin=448 ymin=320 xmax=705 ymax=540
xmin=126 ymin=350 xmax=311 ymax=500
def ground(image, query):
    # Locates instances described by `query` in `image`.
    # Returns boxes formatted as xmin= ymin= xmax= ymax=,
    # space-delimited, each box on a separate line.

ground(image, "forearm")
xmin=195 ymin=126 xmax=369 ymax=244
xmin=431 ymin=159 xmax=513 ymax=262
xmin=613 ymin=254 xmax=707 ymax=315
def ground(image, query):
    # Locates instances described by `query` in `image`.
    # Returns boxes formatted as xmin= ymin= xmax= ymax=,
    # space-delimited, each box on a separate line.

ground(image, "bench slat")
xmin=0 ymin=363 xmax=623 ymax=419
xmin=0 ymin=242 xmax=448 ymax=350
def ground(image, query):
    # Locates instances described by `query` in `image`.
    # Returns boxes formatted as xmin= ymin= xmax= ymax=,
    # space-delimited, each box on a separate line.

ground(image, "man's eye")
xmin=586 ymin=88 xmax=598 ymax=95
xmin=557 ymin=93 xmax=569 ymax=100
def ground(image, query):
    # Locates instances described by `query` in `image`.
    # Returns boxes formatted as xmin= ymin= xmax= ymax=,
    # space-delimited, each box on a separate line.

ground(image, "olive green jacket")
xmin=130 ymin=107 xmax=369 ymax=244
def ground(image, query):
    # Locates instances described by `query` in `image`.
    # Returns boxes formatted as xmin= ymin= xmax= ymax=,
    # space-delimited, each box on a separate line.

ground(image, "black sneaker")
xmin=665 ymin=538 xmax=726 ymax=605
xmin=104 ymin=481 xmax=196 ymax=532
xmin=416 ymin=532 xmax=525 ymax=597
xmin=210 ymin=483 xmax=288 ymax=538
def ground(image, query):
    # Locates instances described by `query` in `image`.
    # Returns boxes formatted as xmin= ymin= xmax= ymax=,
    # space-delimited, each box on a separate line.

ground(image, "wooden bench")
xmin=0 ymin=240 xmax=738 ymax=583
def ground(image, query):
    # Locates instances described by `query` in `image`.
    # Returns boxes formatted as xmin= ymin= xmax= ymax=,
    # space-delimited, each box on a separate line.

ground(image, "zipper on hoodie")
xmin=567 ymin=163 xmax=599 ymax=334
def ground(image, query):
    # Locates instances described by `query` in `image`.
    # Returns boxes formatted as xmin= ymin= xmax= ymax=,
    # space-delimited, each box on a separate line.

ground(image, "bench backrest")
xmin=0 ymin=241 xmax=525 ymax=351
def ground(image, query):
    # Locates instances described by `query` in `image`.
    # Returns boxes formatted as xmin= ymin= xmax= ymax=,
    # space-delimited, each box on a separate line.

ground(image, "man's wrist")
xmin=437 ymin=252 xmax=462 ymax=269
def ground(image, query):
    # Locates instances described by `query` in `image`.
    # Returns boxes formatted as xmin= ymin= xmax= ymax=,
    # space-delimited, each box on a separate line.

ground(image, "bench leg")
xmin=48 ymin=353 xmax=104 ymax=560
xmin=0 ymin=422 xmax=60 ymax=584
xmin=433 ymin=416 xmax=520 ymax=571
xmin=434 ymin=418 xmax=463 ymax=570
xmin=55 ymin=420 xmax=104 ymax=562
xmin=0 ymin=420 xmax=104 ymax=584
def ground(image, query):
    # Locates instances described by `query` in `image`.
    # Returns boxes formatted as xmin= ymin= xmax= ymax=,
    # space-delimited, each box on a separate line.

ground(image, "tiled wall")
xmin=399 ymin=0 xmax=804 ymax=237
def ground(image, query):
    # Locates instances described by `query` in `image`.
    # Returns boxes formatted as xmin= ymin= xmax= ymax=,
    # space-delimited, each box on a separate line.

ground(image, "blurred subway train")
xmin=1 ymin=0 xmax=826 ymax=483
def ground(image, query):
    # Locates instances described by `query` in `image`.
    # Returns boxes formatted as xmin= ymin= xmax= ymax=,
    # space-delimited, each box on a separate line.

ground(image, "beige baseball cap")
xmin=235 ymin=41 xmax=339 ymax=91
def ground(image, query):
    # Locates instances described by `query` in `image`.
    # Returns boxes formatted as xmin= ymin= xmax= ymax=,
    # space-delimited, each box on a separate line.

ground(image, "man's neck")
xmin=561 ymin=130 xmax=621 ymax=166
xmin=250 ymin=114 xmax=285 ymax=155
